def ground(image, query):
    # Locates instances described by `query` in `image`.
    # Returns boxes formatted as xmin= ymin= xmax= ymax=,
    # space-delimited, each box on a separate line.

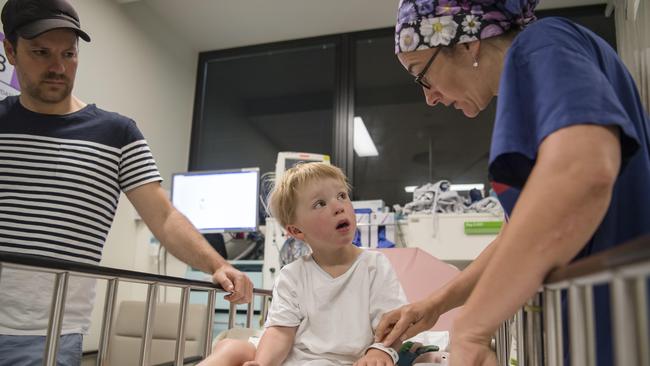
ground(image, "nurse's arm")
xmin=376 ymin=231 xmax=504 ymax=345
xmin=453 ymin=124 xmax=621 ymax=342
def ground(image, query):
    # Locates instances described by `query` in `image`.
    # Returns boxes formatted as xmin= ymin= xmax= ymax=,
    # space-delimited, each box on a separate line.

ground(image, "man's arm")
xmin=126 ymin=182 xmax=253 ymax=303
xmin=451 ymin=124 xmax=621 ymax=364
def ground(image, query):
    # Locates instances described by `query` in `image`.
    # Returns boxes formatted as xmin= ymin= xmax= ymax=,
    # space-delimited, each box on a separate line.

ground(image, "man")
xmin=0 ymin=0 xmax=253 ymax=365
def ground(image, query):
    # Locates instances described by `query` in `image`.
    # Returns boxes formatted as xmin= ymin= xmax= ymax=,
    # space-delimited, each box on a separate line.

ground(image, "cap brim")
xmin=17 ymin=18 xmax=91 ymax=42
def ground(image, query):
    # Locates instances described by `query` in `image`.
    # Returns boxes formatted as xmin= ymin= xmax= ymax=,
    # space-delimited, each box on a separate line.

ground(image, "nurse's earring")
xmin=464 ymin=43 xmax=479 ymax=68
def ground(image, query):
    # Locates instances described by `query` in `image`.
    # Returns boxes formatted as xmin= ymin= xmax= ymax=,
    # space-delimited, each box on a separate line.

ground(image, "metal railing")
xmin=494 ymin=234 xmax=650 ymax=366
xmin=0 ymin=251 xmax=272 ymax=366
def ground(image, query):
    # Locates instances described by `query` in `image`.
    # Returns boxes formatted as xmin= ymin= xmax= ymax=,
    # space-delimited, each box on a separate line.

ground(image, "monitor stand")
xmin=204 ymin=233 xmax=227 ymax=259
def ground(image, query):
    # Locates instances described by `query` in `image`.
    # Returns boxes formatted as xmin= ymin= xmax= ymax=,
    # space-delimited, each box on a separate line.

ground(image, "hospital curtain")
xmin=613 ymin=0 xmax=650 ymax=111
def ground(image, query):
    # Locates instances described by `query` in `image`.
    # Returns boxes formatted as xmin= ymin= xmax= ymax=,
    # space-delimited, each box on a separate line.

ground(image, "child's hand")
xmin=353 ymin=348 xmax=394 ymax=366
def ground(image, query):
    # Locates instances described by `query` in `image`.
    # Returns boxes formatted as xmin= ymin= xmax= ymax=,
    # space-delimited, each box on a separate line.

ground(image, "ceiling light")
xmin=404 ymin=185 xmax=417 ymax=193
xmin=450 ymin=183 xmax=485 ymax=191
xmin=354 ymin=117 xmax=378 ymax=157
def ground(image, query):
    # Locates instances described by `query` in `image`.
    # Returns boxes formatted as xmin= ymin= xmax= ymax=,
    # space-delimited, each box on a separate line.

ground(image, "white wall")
xmin=0 ymin=0 xmax=198 ymax=351
xmin=144 ymin=0 xmax=607 ymax=52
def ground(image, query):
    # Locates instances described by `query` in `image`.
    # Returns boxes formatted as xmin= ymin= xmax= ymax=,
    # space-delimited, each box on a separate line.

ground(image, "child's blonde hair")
xmin=268 ymin=162 xmax=351 ymax=228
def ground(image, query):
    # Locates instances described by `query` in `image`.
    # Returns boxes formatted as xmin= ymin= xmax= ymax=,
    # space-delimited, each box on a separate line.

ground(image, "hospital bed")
xmin=494 ymin=234 xmax=650 ymax=366
xmin=0 ymin=234 xmax=648 ymax=365
xmin=212 ymin=247 xmax=460 ymax=357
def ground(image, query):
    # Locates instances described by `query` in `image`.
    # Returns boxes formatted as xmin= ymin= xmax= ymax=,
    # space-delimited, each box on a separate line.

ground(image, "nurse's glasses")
xmin=414 ymin=47 xmax=442 ymax=90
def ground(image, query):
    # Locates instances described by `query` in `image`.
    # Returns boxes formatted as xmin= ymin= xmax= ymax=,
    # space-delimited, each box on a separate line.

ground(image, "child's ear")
xmin=286 ymin=225 xmax=305 ymax=240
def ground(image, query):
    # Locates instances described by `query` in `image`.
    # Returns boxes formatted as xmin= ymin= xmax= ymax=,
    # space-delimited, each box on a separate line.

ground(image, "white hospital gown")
xmin=265 ymin=250 xmax=407 ymax=366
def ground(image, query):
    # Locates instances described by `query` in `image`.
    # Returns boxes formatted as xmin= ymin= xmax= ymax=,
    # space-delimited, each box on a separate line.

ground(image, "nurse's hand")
xmin=374 ymin=298 xmax=442 ymax=346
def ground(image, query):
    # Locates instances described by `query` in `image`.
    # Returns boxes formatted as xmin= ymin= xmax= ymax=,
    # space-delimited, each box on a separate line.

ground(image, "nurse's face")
xmin=398 ymin=45 xmax=494 ymax=118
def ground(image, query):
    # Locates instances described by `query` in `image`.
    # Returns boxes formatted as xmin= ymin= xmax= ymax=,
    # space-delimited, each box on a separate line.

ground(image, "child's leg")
xmin=196 ymin=339 xmax=256 ymax=366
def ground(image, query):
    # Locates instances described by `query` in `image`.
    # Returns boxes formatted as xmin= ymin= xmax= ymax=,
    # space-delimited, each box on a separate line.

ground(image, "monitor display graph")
xmin=171 ymin=168 xmax=259 ymax=233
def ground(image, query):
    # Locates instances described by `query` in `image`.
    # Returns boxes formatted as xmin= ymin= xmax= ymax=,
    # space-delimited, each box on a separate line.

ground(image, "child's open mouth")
xmin=336 ymin=219 xmax=350 ymax=231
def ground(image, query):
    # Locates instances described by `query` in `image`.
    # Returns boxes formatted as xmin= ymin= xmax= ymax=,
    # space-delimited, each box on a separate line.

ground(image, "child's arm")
xmin=247 ymin=326 xmax=297 ymax=366
xmin=355 ymin=340 xmax=402 ymax=366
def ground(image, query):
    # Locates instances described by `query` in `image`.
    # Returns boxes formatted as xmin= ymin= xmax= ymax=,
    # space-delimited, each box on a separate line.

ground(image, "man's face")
xmin=4 ymin=29 xmax=78 ymax=106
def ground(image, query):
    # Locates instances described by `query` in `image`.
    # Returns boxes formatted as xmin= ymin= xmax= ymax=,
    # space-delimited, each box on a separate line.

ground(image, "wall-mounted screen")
xmin=171 ymin=168 xmax=259 ymax=233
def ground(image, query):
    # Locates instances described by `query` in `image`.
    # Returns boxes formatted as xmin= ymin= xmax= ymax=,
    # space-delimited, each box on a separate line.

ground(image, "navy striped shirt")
xmin=0 ymin=96 xmax=162 ymax=264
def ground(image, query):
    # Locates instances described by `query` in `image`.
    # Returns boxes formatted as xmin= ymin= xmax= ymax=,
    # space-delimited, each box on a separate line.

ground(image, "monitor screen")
xmin=171 ymin=168 xmax=259 ymax=233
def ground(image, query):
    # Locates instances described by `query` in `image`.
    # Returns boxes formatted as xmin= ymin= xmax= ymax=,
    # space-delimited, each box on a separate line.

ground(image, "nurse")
xmin=375 ymin=0 xmax=650 ymax=364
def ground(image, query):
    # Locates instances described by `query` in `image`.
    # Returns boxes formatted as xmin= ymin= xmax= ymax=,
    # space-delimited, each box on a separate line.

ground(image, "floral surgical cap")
xmin=395 ymin=0 xmax=539 ymax=53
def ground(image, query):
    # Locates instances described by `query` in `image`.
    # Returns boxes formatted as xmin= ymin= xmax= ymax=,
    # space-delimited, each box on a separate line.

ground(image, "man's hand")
xmin=212 ymin=265 xmax=253 ymax=304
xmin=353 ymin=348 xmax=394 ymax=366
xmin=374 ymin=298 xmax=441 ymax=346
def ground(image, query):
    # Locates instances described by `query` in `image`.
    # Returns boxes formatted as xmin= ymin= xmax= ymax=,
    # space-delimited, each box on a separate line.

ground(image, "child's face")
xmin=288 ymin=177 xmax=357 ymax=251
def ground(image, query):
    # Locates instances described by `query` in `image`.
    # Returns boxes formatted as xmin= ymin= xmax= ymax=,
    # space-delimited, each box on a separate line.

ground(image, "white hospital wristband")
xmin=366 ymin=342 xmax=399 ymax=364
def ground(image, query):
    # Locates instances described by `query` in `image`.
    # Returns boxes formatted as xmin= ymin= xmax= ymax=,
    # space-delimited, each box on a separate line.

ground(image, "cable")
xmin=259 ymin=171 xmax=276 ymax=217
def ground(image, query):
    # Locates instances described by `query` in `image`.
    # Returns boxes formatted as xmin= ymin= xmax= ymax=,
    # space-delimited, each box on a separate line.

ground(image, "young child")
xmin=198 ymin=162 xmax=407 ymax=366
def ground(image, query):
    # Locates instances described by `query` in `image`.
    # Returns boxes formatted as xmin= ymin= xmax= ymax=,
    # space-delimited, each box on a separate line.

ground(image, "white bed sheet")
xmin=406 ymin=330 xmax=450 ymax=352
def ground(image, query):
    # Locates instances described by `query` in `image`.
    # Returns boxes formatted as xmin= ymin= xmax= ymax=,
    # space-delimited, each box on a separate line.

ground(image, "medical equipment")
xmin=275 ymin=151 xmax=330 ymax=180
xmin=399 ymin=212 xmax=500 ymax=263
xmin=262 ymin=217 xmax=285 ymax=289
xmin=171 ymin=168 xmax=260 ymax=233
xmin=279 ymin=237 xmax=311 ymax=267
xmin=262 ymin=152 xmax=331 ymax=288
xmin=352 ymin=199 xmax=385 ymax=212
xmin=354 ymin=206 xmax=397 ymax=248
xmin=395 ymin=180 xmax=503 ymax=263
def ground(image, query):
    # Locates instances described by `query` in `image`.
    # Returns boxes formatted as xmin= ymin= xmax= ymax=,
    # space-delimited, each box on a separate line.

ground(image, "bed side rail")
xmin=494 ymin=234 xmax=650 ymax=366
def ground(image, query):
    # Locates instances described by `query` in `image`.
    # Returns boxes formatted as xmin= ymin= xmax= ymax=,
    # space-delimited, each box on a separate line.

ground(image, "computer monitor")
xmin=171 ymin=168 xmax=260 ymax=233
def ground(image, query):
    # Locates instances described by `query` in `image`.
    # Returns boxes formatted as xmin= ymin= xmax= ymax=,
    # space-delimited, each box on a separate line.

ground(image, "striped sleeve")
xmin=118 ymin=123 xmax=162 ymax=192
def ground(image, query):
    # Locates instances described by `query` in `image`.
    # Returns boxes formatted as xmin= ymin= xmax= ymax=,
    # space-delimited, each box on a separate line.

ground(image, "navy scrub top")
xmin=488 ymin=17 xmax=650 ymax=365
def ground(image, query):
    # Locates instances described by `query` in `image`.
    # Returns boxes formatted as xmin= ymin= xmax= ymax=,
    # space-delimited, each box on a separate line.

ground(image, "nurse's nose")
xmin=424 ymin=89 xmax=441 ymax=107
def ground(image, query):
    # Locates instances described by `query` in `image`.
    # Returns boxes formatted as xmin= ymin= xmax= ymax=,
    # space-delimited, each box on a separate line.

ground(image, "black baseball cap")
xmin=2 ymin=0 xmax=91 ymax=42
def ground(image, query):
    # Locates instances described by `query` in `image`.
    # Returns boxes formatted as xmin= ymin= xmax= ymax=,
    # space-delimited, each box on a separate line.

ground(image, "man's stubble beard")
xmin=24 ymin=72 xmax=73 ymax=105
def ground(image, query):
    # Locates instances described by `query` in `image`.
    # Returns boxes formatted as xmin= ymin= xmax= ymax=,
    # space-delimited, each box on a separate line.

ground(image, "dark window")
xmin=190 ymin=5 xmax=615 ymax=209
xmin=353 ymin=32 xmax=496 ymax=207
xmin=190 ymin=42 xmax=337 ymax=174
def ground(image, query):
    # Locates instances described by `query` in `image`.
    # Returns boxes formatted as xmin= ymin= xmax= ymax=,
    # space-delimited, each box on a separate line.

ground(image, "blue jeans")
xmin=0 ymin=334 xmax=82 ymax=366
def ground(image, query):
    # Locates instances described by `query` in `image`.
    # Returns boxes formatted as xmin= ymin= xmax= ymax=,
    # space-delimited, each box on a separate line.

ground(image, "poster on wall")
xmin=0 ymin=31 xmax=20 ymax=100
